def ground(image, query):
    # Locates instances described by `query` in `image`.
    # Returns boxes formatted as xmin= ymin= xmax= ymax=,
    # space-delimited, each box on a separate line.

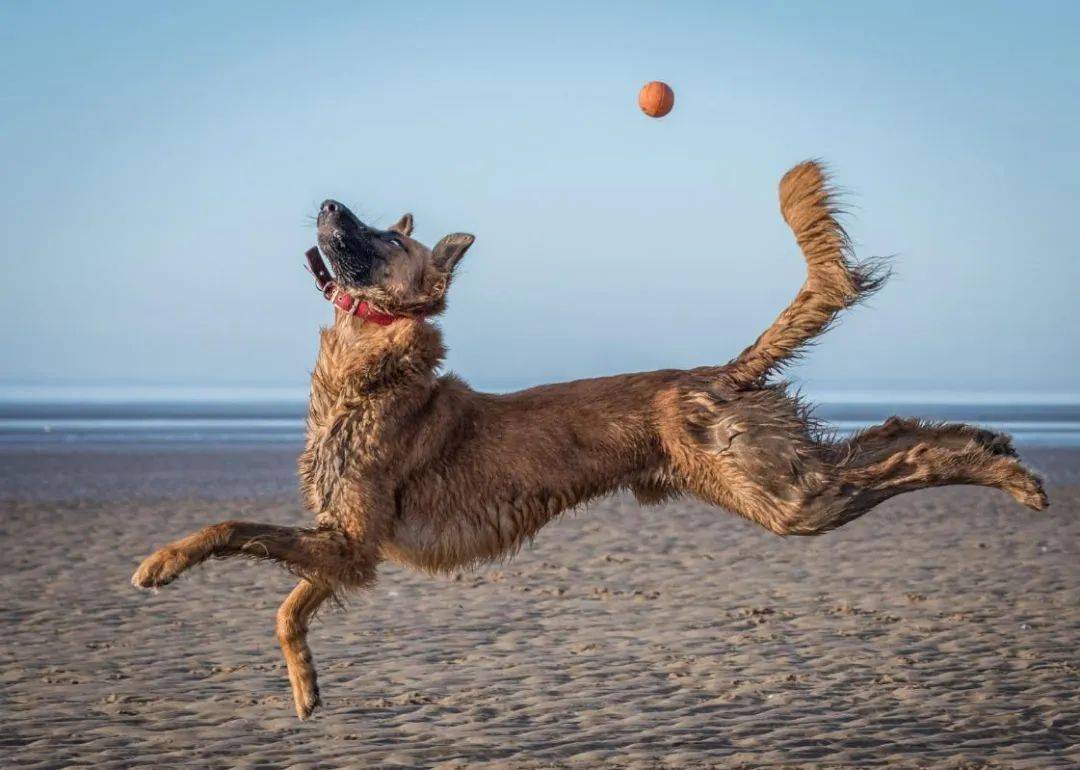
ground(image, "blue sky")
xmin=2 ymin=1 xmax=1077 ymax=395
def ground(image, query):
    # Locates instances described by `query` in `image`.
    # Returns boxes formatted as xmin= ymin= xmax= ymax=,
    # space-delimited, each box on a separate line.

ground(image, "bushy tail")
xmin=726 ymin=160 xmax=890 ymax=387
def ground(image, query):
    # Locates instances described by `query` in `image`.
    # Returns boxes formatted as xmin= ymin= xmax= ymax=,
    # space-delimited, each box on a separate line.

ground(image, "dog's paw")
xmin=295 ymin=684 xmax=322 ymax=720
xmin=1008 ymin=476 xmax=1049 ymax=512
xmin=131 ymin=547 xmax=192 ymax=589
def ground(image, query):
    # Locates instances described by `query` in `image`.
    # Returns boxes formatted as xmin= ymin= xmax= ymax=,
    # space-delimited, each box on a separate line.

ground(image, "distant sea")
xmin=1 ymin=385 xmax=1079 ymax=449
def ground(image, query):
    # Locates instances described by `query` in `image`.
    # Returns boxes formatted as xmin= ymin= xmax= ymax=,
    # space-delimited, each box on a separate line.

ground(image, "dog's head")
xmin=316 ymin=199 xmax=474 ymax=317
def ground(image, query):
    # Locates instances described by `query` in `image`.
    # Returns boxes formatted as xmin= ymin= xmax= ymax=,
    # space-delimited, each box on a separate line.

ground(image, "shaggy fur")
xmin=132 ymin=161 xmax=1048 ymax=719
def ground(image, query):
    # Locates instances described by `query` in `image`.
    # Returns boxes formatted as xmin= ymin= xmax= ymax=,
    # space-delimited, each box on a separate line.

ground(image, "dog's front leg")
xmin=270 ymin=484 xmax=393 ymax=719
xmin=277 ymin=579 xmax=335 ymax=719
xmin=130 ymin=521 xmax=365 ymax=588
xmin=132 ymin=519 xmax=382 ymax=719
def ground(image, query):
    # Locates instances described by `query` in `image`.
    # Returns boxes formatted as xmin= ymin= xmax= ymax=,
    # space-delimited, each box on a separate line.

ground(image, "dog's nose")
xmin=320 ymin=200 xmax=341 ymax=215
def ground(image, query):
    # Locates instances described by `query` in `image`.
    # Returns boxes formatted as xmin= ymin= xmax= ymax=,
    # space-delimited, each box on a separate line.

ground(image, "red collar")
xmin=305 ymin=247 xmax=404 ymax=327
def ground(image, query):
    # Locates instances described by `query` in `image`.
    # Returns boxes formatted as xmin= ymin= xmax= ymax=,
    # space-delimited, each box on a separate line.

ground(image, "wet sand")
xmin=1 ymin=446 xmax=1077 ymax=768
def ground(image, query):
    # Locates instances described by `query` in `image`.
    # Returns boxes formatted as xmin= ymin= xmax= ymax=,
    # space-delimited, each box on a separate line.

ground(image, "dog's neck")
xmin=309 ymin=312 xmax=445 ymax=416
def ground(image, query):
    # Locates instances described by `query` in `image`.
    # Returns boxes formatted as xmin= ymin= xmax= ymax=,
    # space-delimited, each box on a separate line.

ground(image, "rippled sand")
xmin=1 ymin=447 xmax=1077 ymax=768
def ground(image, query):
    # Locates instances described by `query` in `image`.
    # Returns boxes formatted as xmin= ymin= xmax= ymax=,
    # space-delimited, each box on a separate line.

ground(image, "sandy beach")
xmin=1 ymin=445 xmax=1077 ymax=768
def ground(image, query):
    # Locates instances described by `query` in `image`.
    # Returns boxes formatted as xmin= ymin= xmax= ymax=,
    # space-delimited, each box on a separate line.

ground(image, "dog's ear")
xmin=389 ymin=213 xmax=414 ymax=236
xmin=432 ymin=233 xmax=475 ymax=273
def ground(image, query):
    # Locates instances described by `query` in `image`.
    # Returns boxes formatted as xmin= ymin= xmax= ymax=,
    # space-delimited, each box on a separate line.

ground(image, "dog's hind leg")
xmin=777 ymin=436 xmax=1047 ymax=536
xmin=277 ymin=579 xmax=335 ymax=719
xmin=843 ymin=439 xmax=1046 ymax=512
xmin=131 ymin=521 xmax=378 ymax=589
xmin=680 ymin=410 xmax=1046 ymax=537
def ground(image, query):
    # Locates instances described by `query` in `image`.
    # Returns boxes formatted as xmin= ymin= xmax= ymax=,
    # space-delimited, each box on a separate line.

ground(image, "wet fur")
xmin=132 ymin=161 xmax=1048 ymax=719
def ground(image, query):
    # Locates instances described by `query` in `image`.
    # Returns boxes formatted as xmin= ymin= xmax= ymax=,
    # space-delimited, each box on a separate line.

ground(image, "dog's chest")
xmin=298 ymin=389 xmax=397 ymax=514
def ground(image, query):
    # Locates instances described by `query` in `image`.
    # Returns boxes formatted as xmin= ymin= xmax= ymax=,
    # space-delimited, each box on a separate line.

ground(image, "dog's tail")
xmin=725 ymin=160 xmax=890 ymax=387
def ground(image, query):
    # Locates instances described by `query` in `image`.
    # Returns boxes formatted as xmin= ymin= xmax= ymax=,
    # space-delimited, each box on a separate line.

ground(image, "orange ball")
xmin=638 ymin=80 xmax=674 ymax=118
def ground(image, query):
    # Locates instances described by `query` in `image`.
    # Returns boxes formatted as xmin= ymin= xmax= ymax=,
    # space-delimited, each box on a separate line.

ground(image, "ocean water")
xmin=1 ymin=386 xmax=1078 ymax=448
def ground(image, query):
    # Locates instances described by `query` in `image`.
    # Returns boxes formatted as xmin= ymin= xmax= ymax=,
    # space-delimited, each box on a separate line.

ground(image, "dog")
xmin=132 ymin=160 xmax=1048 ymax=719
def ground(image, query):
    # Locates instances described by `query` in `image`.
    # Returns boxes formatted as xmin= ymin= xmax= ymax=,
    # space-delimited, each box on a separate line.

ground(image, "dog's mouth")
xmin=316 ymin=200 xmax=381 ymax=287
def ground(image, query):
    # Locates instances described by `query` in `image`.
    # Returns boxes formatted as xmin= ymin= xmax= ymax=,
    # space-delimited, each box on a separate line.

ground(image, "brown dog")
xmin=132 ymin=161 xmax=1048 ymax=719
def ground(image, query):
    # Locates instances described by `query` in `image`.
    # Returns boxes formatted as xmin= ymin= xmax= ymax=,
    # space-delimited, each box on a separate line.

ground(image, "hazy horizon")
xmin=2 ymin=382 xmax=1079 ymax=406
xmin=3 ymin=2 xmax=1078 ymax=396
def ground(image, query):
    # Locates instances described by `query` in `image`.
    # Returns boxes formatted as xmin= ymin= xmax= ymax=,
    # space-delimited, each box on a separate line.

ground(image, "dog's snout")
xmin=321 ymin=200 xmax=341 ymax=215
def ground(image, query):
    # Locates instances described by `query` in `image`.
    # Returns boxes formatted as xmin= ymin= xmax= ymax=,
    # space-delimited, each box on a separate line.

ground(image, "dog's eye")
xmin=386 ymin=236 xmax=403 ymax=249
